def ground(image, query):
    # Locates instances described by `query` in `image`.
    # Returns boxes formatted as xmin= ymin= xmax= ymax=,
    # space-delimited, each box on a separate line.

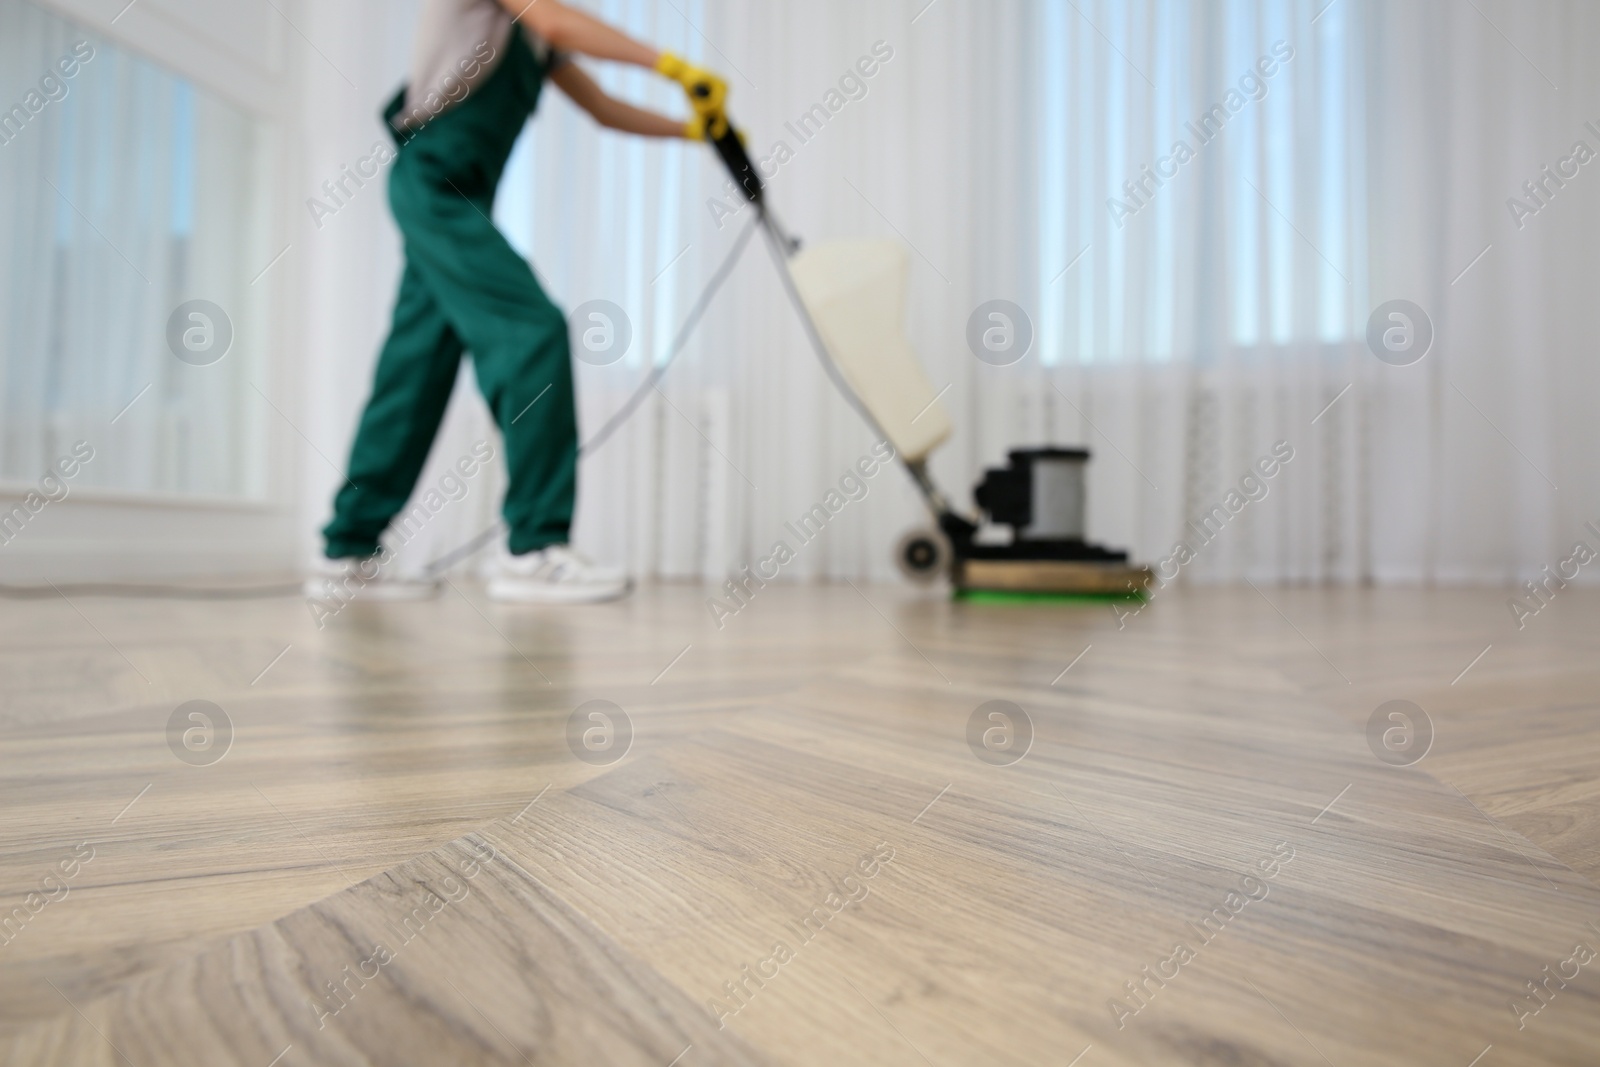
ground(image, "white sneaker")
xmin=487 ymin=544 xmax=631 ymax=604
xmin=303 ymin=555 xmax=441 ymax=603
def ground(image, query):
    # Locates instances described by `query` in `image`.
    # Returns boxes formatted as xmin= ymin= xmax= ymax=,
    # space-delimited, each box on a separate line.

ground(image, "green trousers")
xmin=323 ymin=29 xmax=574 ymax=559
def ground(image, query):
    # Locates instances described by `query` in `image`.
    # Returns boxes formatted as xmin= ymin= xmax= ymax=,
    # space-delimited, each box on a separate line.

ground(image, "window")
xmin=1030 ymin=0 xmax=1364 ymax=364
xmin=1 ymin=0 xmax=269 ymax=498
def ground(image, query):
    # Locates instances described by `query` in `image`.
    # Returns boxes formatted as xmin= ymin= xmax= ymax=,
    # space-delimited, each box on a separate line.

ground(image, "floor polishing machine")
xmin=700 ymin=115 xmax=1151 ymax=598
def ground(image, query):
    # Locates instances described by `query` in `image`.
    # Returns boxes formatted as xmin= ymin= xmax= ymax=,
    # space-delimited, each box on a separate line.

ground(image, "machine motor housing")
xmin=969 ymin=447 xmax=1125 ymax=562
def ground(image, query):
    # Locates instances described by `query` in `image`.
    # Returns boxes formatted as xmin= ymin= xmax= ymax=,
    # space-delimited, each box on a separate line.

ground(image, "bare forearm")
xmin=519 ymin=3 xmax=729 ymax=141
xmin=504 ymin=1 xmax=658 ymax=67
xmin=548 ymin=63 xmax=686 ymax=138
xmin=591 ymin=95 xmax=689 ymax=138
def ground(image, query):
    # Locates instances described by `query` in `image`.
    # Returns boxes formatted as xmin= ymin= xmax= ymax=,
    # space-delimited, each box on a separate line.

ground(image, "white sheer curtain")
xmin=301 ymin=0 xmax=1599 ymax=585
xmin=0 ymin=0 xmax=268 ymax=499
xmin=978 ymin=0 xmax=1370 ymax=586
xmin=1359 ymin=0 xmax=1597 ymax=584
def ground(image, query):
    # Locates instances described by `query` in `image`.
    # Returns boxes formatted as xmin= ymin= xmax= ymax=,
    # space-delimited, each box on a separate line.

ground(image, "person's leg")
xmin=391 ymin=170 xmax=577 ymax=556
xmin=478 ymin=281 xmax=577 ymax=555
xmin=321 ymin=261 xmax=465 ymax=558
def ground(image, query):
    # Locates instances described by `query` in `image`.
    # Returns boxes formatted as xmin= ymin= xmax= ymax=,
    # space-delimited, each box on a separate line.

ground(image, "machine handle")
xmin=701 ymin=112 xmax=763 ymax=205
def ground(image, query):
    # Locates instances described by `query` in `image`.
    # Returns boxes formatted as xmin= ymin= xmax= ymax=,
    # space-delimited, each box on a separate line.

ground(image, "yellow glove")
xmin=657 ymin=51 xmax=729 ymax=137
xmin=683 ymin=114 xmax=747 ymax=142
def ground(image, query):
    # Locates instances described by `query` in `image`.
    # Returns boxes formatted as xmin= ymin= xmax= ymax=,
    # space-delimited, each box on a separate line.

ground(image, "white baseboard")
xmin=0 ymin=539 xmax=298 ymax=582
xmin=0 ymin=489 xmax=304 ymax=582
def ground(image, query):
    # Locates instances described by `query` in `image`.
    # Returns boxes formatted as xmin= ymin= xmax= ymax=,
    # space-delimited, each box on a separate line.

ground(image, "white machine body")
xmin=787 ymin=239 xmax=952 ymax=464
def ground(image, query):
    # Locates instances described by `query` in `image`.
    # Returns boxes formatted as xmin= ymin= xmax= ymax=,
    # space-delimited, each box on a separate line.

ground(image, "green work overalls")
xmin=323 ymin=27 xmax=575 ymax=559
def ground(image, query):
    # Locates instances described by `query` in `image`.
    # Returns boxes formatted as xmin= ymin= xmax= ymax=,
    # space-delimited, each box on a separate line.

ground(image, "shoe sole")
xmin=485 ymin=578 xmax=632 ymax=604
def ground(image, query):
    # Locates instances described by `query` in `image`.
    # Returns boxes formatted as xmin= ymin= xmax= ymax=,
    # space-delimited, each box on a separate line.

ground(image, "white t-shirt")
xmin=400 ymin=0 xmax=563 ymax=128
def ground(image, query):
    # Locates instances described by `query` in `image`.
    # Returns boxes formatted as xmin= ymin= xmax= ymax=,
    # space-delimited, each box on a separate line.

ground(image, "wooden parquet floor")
xmin=1 ymin=583 xmax=1597 ymax=1065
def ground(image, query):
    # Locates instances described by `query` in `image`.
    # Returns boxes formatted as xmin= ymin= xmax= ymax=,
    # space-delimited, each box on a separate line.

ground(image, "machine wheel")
xmin=895 ymin=527 xmax=950 ymax=585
